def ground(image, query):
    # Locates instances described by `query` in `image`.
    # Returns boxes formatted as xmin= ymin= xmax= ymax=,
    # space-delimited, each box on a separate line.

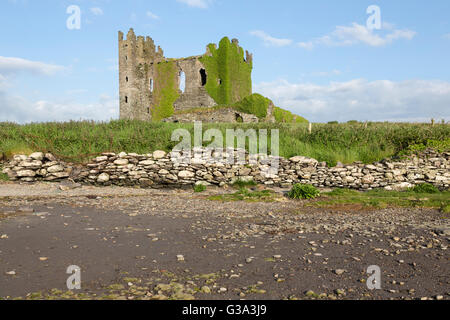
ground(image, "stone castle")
xmin=118 ymin=28 xmax=258 ymax=122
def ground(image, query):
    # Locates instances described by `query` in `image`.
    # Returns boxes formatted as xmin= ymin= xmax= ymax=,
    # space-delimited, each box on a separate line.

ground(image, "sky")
xmin=0 ymin=0 xmax=449 ymax=123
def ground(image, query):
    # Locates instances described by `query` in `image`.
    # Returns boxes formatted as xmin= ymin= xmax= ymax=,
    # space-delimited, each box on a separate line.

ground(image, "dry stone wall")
xmin=2 ymin=150 xmax=449 ymax=191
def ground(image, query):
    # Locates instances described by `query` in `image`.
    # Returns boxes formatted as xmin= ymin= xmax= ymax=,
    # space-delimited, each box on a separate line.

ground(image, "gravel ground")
xmin=0 ymin=181 xmax=448 ymax=300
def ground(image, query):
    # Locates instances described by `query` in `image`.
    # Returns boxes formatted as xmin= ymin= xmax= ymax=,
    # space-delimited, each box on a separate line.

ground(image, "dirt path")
xmin=0 ymin=182 xmax=448 ymax=300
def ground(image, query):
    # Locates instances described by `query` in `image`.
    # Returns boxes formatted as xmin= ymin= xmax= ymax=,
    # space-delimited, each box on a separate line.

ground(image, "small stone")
xmin=436 ymin=295 xmax=444 ymax=300
xmin=18 ymin=207 xmax=34 ymax=214
xmin=5 ymin=271 xmax=16 ymax=276
xmin=305 ymin=290 xmax=316 ymax=297
xmin=273 ymin=255 xmax=282 ymax=259
xmin=97 ymin=173 xmax=110 ymax=183
xmin=177 ymin=255 xmax=185 ymax=261
xmin=114 ymin=159 xmax=129 ymax=166
xmin=39 ymin=257 xmax=48 ymax=261
xmin=201 ymin=286 xmax=211 ymax=294
xmin=334 ymin=269 xmax=346 ymax=275
xmin=1 ymin=234 xmax=8 ymax=239
xmin=219 ymin=287 xmax=227 ymax=293
xmin=178 ymin=170 xmax=195 ymax=179
xmin=335 ymin=289 xmax=345 ymax=295
xmin=47 ymin=165 xmax=64 ymax=173
xmin=153 ymin=150 xmax=167 ymax=160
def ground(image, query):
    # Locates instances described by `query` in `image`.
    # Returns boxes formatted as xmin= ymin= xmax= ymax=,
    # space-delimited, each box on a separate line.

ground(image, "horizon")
xmin=1 ymin=0 xmax=449 ymax=123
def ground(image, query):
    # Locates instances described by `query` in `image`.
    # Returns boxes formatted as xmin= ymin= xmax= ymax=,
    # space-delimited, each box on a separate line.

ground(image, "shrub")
xmin=288 ymin=184 xmax=320 ymax=200
xmin=193 ymin=184 xmax=207 ymax=193
xmin=412 ymin=183 xmax=439 ymax=194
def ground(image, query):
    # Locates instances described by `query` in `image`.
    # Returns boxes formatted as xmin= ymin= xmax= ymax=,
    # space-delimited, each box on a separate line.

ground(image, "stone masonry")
xmin=119 ymin=29 xmax=253 ymax=121
xmin=2 ymin=150 xmax=449 ymax=191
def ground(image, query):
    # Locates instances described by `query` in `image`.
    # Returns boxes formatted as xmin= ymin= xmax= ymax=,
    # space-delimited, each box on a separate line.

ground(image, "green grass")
xmin=0 ymin=120 xmax=448 ymax=165
xmin=288 ymin=184 xmax=320 ymax=199
xmin=316 ymin=188 xmax=450 ymax=211
xmin=209 ymin=188 xmax=279 ymax=202
xmin=0 ymin=169 xmax=8 ymax=181
xmin=231 ymin=179 xmax=257 ymax=189
xmin=193 ymin=184 xmax=206 ymax=193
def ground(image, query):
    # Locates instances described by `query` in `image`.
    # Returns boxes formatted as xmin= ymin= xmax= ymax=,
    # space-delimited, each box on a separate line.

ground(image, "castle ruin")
xmin=118 ymin=28 xmax=255 ymax=122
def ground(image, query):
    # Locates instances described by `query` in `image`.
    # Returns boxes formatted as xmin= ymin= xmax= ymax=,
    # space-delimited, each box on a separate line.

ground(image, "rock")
xmin=153 ymin=150 xmax=166 ymax=160
xmin=195 ymin=181 xmax=211 ymax=187
xmin=289 ymin=156 xmax=318 ymax=166
xmin=390 ymin=182 xmax=413 ymax=191
xmin=139 ymin=160 xmax=155 ymax=166
xmin=177 ymin=255 xmax=185 ymax=261
xmin=47 ymin=165 xmax=64 ymax=173
xmin=97 ymin=173 xmax=110 ymax=183
xmin=334 ymin=269 xmax=346 ymax=275
xmin=201 ymin=286 xmax=211 ymax=294
xmin=178 ymin=170 xmax=195 ymax=179
xmin=16 ymin=170 xmax=36 ymax=177
xmin=29 ymin=152 xmax=44 ymax=161
xmin=114 ymin=159 xmax=129 ymax=166
xmin=59 ymin=181 xmax=82 ymax=191
xmin=45 ymin=153 xmax=57 ymax=161
xmin=362 ymin=175 xmax=375 ymax=184
xmin=95 ymin=156 xmax=108 ymax=162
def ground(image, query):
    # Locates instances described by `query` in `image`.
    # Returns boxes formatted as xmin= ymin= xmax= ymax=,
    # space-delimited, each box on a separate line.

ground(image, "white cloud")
xmin=298 ymin=23 xmax=416 ymax=49
xmin=255 ymin=79 xmax=450 ymax=123
xmin=250 ymin=30 xmax=293 ymax=47
xmin=90 ymin=7 xmax=103 ymax=16
xmin=146 ymin=11 xmax=160 ymax=20
xmin=0 ymin=56 xmax=65 ymax=76
xmin=177 ymin=0 xmax=212 ymax=9
xmin=0 ymin=91 xmax=118 ymax=123
xmin=444 ymin=33 xmax=450 ymax=39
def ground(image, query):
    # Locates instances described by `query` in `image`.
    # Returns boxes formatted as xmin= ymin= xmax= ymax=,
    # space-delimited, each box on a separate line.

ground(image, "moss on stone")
xmin=273 ymin=107 xmax=308 ymax=124
xmin=199 ymin=37 xmax=252 ymax=105
xmin=234 ymin=93 xmax=270 ymax=119
xmin=152 ymin=61 xmax=180 ymax=121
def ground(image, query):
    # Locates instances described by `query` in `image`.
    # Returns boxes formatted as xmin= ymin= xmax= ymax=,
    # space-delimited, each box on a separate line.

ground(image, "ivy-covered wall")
xmin=199 ymin=37 xmax=252 ymax=105
xmin=152 ymin=60 xmax=180 ymax=121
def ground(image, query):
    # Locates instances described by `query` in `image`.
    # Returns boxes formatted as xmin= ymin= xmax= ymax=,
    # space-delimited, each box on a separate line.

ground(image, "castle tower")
xmin=118 ymin=28 xmax=164 ymax=120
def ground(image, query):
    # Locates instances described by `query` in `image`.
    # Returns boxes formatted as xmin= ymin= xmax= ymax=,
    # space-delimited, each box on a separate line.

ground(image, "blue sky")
xmin=1 ymin=0 xmax=449 ymax=123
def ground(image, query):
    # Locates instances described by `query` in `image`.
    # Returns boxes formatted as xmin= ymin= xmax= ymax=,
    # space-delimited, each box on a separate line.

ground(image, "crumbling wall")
xmin=119 ymin=29 xmax=164 ymax=120
xmin=119 ymin=30 xmax=253 ymax=121
xmin=199 ymin=37 xmax=253 ymax=105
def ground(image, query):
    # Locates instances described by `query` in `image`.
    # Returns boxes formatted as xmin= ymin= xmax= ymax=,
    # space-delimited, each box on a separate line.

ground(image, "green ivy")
xmin=152 ymin=60 xmax=180 ymax=121
xmin=199 ymin=37 xmax=252 ymax=105
xmin=234 ymin=93 xmax=270 ymax=119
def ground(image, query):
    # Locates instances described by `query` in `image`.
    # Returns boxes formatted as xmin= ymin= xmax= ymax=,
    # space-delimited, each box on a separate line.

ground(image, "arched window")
xmin=179 ymin=71 xmax=186 ymax=93
xmin=125 ymin=96 xmax=128 ymax=103
xmin=126 ymin=76 xmax=128 ymax=82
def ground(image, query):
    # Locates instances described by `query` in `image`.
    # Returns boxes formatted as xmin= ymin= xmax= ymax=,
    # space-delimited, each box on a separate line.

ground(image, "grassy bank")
xmin=0 ymin=120 xmax=448 ymax=165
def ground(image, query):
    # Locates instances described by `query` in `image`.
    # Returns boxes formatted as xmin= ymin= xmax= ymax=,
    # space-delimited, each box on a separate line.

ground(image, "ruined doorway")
xmin=200 ymin=69 xmax=207 ymax=86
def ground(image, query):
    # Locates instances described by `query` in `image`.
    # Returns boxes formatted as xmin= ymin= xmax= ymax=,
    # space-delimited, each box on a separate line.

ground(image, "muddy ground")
xmin=0 ymin=182 xmax=448 ymax=300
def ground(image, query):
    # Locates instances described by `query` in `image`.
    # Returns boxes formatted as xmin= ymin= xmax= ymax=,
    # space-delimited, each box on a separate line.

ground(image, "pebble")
xmin=334 ymin=269 xmax=346 ymax=275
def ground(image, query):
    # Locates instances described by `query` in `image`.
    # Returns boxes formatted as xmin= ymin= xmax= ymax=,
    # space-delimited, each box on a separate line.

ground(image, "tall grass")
xmin=0 ymin=120 xmax=448 ymax=165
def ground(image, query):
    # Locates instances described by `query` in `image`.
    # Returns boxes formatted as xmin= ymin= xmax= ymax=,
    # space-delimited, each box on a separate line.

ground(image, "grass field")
xmin=208 ymin=185 xmax=450 ymax=212
xmin=0 ymin=120 xmax=448 ymax=165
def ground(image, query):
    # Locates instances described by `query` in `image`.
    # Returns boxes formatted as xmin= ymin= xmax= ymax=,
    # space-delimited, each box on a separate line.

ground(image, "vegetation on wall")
xmin=273 ymin=107 xmax=308 ymax=124
xmin=152 ymin=60 xmax=180 ymax=121
xmin=199 ymin=37 xmax=252 ymax=105
xmin=234 ymin=93 xmax=270 ymax=119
